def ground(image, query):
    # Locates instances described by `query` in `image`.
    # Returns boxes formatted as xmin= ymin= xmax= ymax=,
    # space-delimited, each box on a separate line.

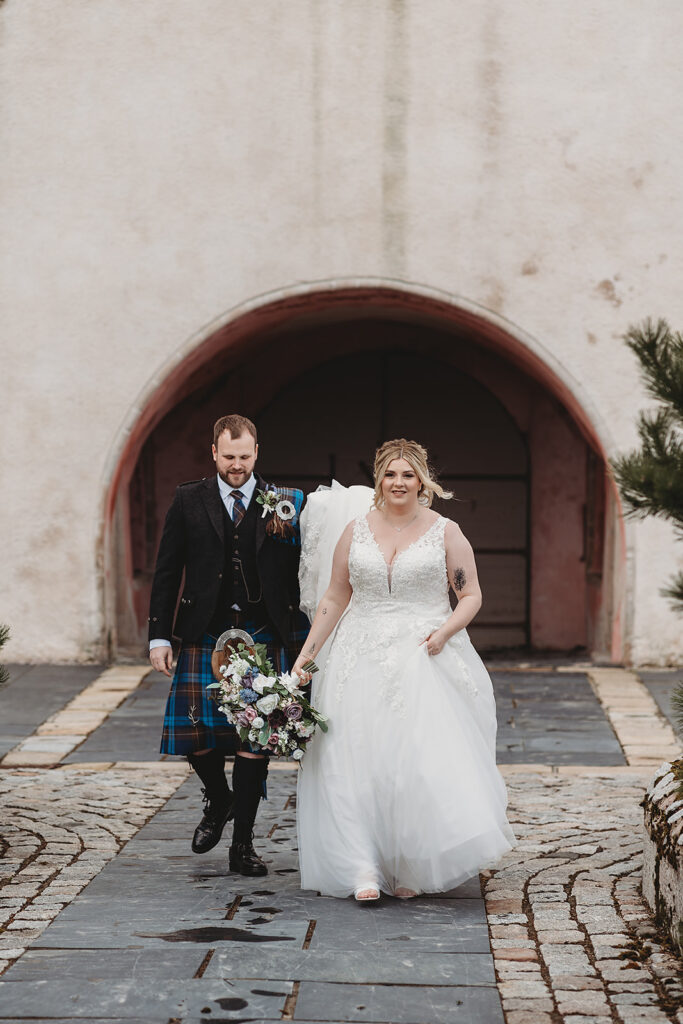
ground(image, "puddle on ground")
xmin=216 ymin=997 xmax=249 ymax=1010
xmin=135 ymin=926 xmax=296 ymax=943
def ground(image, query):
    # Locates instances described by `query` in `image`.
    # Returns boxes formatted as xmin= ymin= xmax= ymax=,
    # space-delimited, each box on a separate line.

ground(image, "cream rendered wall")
xmin=1 ymin=0 xmax=682 ymax=663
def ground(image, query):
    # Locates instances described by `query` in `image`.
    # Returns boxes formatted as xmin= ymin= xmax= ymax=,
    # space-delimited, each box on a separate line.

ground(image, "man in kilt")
xmin=149 ymin=414 xmax=308 ymax=876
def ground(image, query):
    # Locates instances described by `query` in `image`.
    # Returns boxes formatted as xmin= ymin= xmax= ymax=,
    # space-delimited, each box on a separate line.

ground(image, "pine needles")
xmin=0 ymin=623 xmax=9 ymax=687
xmin=611 ymin=319 xmax=683 ymax=602
xmin=612 ymin=319 xmax=683 ymax=727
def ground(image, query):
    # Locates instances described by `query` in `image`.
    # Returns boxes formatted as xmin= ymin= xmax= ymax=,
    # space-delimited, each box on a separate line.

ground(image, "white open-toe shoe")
xmin=394 ymin=886 xmax=418 ymax=899
xmin=354 ymin=885 xmax=380 ymax=902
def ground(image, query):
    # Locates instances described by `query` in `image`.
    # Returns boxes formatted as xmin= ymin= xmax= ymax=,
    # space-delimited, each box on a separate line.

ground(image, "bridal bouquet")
xmin=208 ymin=638 xmax=327 ymax=763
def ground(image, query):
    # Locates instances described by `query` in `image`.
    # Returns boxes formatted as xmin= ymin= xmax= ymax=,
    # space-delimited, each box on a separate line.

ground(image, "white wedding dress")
xmin=297 ymin=494 xmax=515 ymax=898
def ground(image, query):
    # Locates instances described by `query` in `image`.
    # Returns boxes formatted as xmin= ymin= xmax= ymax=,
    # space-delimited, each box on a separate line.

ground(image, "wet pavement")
xmin=63 ymin=668 xmax=627 ymax=768
xmin=0 ymin=660 xmax=680 ymax=1023
xmin=0 ymin=769 xmax=503 ymax=1023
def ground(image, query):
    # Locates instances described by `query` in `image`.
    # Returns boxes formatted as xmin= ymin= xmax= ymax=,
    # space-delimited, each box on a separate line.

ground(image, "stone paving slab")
xmin=489 ymin=673 xmax=625 ymax=766
xmin=587 ymin=669 xmax=681 ymax=767
xmin=1 ymin=771 xmax=499 ymax=1022
xmin=61 ymin=666 xmax=628 ymax=767
xmin=639 ymin=670 xmax=683 ymax=740
xmin=1 ymin=666 xmax=151 ymax=767
xmin=2 ymin=946 xmax=210 ymax=980
xmin=294 ymin=981 xmax=505 ymax=1022
xmin=63 ymin=671 xmax=171 ymax=763
xmin=0 ymin=977 xmax=293 ymax=1019
xmin=0 ymin=665 xmax=103 ymax=757
xmin=0 ymin=764 xmax=188 ymax=975
xmin=204 ymin=947 xmax=497 ymax=985
xmin=3 ymin=663 xmax=683 ymax=1023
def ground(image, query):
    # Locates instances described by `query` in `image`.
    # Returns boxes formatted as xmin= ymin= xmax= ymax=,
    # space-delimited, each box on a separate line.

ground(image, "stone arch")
xmin=99 ymin=279 xmax=628 ymax=661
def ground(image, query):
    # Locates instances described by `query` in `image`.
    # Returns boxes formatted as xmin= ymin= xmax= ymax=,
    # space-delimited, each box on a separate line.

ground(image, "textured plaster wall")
xmin=1 ymin=0 xmax=682 ymax=662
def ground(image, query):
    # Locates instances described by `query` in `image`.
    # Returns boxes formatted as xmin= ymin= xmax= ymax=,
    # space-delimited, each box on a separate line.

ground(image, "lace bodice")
xmin=348 ymin=514 xmax=450 ymax=619
xmin=323 ymin=514 xmax=478 ymax=709
xmin=323 ymin=514 xmax=478 ymax=712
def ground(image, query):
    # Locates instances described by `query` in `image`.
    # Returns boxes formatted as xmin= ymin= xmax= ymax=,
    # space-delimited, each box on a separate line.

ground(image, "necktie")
xmin=230 ymin=490 xmax=246 ymax=525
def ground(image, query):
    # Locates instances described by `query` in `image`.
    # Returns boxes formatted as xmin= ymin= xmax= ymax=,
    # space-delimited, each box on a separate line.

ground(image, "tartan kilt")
xmin=160 ymin=614 xmax=309 ymax=756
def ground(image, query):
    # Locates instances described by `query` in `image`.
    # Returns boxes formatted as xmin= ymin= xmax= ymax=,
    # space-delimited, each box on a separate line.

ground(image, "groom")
xmin=149 ymin=414 xmax=308 ymax=876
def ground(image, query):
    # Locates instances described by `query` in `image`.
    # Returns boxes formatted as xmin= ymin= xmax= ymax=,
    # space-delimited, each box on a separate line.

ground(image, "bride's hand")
xmin=422 ymin=628 xmax=448 ymax=656
xmin=291 ymin=653 xmax=314 ymax=684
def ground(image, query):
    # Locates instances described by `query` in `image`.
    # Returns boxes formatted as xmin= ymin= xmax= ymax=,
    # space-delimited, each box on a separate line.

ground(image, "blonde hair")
xmin=373 ymin=439 xmax=453 ymax=509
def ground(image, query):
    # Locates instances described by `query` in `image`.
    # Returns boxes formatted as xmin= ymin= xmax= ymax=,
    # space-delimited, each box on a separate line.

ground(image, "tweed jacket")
xmin=148 ymin=473 xmax=305 ymax=646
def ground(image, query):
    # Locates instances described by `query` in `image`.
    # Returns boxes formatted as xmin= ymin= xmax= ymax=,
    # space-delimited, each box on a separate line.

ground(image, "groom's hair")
xmin=213 ymin=414 xmax=258 ymax=447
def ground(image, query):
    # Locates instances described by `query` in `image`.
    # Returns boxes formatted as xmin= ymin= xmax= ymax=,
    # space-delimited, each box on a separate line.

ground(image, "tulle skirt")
xmin=297 ymin=617 xmax=515 ymax=898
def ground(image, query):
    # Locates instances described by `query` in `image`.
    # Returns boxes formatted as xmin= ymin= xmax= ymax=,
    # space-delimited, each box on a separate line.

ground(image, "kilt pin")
xmin=149 ymin=471 xmax=309 ymax=874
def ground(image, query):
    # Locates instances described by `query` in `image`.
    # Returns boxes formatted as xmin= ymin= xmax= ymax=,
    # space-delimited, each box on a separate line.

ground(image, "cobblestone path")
xmin=0 ymin=663 xmax=682 ymax=1023
xmin=0 ymin=764 xmax=187 ymax=975
xmin=488 ymin=768 xmax=683 ymax=1024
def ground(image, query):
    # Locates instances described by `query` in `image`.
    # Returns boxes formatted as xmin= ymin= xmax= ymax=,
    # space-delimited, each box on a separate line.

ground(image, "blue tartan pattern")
xmin=160 ymin=616 xmax=309 ymax=756
xmin=260 ymin=482 xmax=303 ymax=544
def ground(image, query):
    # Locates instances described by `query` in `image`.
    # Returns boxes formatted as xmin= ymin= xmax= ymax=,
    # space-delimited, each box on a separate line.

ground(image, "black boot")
xmin=229 ymin=755 xmax=269 ymax=877
xmin=188 ymin=749 xmax=234 ymax=854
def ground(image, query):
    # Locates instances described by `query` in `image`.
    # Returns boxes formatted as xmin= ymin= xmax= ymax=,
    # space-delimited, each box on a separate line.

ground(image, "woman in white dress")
xmin=291 ymin=439 xmax=514 ymax=902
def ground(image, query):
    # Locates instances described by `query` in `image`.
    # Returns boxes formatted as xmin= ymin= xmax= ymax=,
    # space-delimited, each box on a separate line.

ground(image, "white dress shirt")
xmin=149 ymin=473 xmax=257 ymax=651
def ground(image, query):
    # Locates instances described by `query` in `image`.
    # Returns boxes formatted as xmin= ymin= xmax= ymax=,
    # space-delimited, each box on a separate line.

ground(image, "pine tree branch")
xmin=0 ymin=623 xmax=9 ymax=688
xmin=625 ymin=318 xmax=683 ymax=423
xmin=672 ymin=682 xmax=683 ymax=735
xmin=611 ymin=409 xmax=683 ymax=528
xmin=662 ymin=571 xmax=683 ymax=612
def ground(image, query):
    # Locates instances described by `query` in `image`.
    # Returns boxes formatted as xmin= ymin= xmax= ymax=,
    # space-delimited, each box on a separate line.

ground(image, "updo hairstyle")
xmin=372 ymin=439 xmax=453 ymax=509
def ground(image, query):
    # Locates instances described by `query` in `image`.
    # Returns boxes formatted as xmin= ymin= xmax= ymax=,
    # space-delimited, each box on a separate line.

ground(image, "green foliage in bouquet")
xmin=0 ymin=624 xmax=10 ymax=688
xmin=208 ymin=641 xmax=326 ymax=762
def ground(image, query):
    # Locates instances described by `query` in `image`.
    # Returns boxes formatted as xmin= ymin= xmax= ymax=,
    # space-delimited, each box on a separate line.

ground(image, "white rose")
xmin=292 ymin=749 xmax=304 ymax=761
xmin=251 ymin=674 xmax=270 ymax=694
xmin=296 ymin=722 xmax=314 ymax=738
xmin=279 ymin=672 xmax=300 ymax=694
xmin=231 ymin=657 xmax=250 ymax=675
xmin=256 ymin=693 xmax=279 ymax=715
xmin=252 ymin=716 xmax=264 ymax=729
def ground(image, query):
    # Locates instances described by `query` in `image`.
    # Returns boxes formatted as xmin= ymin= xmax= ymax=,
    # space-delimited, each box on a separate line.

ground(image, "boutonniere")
xmin=256 ymin=488 xmax=296 ymax=539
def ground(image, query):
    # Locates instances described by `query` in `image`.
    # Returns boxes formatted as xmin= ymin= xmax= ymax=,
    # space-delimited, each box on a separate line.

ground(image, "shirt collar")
xmin=216 ymin=472 xmax=257 ymax=503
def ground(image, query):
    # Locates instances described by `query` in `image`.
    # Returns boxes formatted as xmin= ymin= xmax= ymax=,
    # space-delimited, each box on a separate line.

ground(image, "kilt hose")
xmin=160 ymin=614 xmax=309 ymax=757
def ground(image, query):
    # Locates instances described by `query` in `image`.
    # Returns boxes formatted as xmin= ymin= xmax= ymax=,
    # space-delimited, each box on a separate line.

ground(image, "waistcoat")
xmin=208 ymin=495 xmax=264 ymax=633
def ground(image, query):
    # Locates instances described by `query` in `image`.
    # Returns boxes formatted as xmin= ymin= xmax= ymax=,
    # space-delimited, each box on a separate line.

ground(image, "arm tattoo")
xmin=452 ymin=567 xmax=467 ymax=592
xmin=322 ymin=607 xmax=327 ymax=615
xmin=308 ymin=642 xmax=316 ymax=653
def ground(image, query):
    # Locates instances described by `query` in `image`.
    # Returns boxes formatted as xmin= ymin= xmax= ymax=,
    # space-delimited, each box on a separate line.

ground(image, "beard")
xmin=218 ymin=466 xmax=252 ymax=488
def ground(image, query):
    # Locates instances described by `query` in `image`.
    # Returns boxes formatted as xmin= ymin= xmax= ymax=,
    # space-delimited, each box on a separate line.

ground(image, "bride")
xmin=291 ymin=439 xmax=515 ymax=902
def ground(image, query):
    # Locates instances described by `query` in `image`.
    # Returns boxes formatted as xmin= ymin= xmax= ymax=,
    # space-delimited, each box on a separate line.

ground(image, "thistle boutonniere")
xmin=256 ymin=488 xmax=297 ymax=540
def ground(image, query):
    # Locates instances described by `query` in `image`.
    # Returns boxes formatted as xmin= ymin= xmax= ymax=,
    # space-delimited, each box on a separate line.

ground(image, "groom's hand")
xmin=150 ymin=647 xmax=174 ymax=677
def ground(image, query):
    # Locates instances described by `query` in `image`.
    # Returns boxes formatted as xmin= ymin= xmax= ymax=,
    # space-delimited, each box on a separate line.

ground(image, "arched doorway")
xmin=104 ymin=284 xmax=624 ymax=661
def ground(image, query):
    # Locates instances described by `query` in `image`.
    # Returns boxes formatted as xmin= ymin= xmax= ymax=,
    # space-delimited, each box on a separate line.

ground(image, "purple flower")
xmin=267 ymin=732 xmax=280 ymax=747
xmin=285 ymin=703 xmax=303 ymax=721
xmin=268 ymin=708 xmax=287 ymax=729
xmin=235 ymin=711 xmax=251 ymax=728
xmin=239 ymin=687 xmax=259 ymax=704
xmin=243 ymin=706 xmax=257 ymax=722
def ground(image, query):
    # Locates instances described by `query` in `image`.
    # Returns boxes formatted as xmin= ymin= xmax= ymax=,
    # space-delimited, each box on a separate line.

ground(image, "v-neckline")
xmin=364 ymin=514 xmax=441 ymax=570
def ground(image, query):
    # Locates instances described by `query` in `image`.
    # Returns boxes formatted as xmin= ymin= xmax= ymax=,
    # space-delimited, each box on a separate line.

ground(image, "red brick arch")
xmin=100 ymin=281 xmax=627 ymax=661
